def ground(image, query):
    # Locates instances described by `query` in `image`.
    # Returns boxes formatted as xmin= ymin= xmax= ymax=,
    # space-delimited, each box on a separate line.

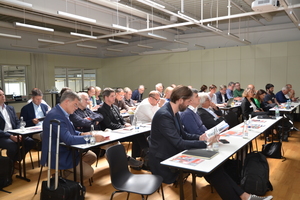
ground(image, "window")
xmin=55 ymin=68 xmax=96 ymax=92
xmin=1 ymin=65 xmax=27 ymax=96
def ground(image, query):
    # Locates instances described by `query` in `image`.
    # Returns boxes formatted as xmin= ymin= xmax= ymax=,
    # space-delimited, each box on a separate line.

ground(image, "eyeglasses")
xmin=151 ymin=96 xmax=160 ymax=102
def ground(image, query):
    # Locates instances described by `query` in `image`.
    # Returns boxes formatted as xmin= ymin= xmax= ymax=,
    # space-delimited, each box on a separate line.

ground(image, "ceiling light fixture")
xmin=70 ymin=32 xmax=97 ymax=39
xmin=242 ymin=39 xmax=251 ymax=45
xmin=174 ymin=39 xmax=188 ymax=45
xmin=194 ymin=44 xmax=205 ymax=48
xmin=0 ymin=0 xmax=32 ymax=8
xmin=228 ymin=33 xmax=239 ymax=39
xmin=148 ymin=33 xmax=167 ymax=40
xmin=77 ymin=44 xmax=97 ymax=49
xmin=137 ymin=44 xmax=153 ymax=49
xmin=112 ymin=24 xmax=137 ymax=32
xmin=15 ymin=22 xmax=54 ymax=32
xmin=57 ymin=11 xmax=96 ymax=23
xmin=108 ymin=39 xmax=129 ymax=45
xmin=206 ymin=24 xmax=223 ymax=32
xmin=136 ymin=0 xmax=165 ymax=9
xmin=38 ymin=38 xmax=64 ymax=44
xmin=0 ymin=33 xmax=21 ymax=39
xmin=177 ymin=11 xmax=198 ymax=22
xmin=106 ymin=48 xmax=123 ymax=52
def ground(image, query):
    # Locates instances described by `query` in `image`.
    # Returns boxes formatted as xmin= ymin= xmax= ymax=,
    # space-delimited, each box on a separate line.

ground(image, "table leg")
xmin=79 ymin=151 xmax=83 ymax=186
xmin=16 ymin=135 xmax=30 ymax=182
xmin=72 ymin=148 xmax=77 ymax=181
xmin=179 ymin=170 xmax=185 ymax=200
xmin=192 ymin=173 xmax=197 ymax=200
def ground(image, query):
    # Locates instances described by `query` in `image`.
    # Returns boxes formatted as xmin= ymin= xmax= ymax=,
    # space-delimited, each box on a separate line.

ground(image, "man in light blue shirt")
xmin=226 ymin=81 xmax=235 ymax=99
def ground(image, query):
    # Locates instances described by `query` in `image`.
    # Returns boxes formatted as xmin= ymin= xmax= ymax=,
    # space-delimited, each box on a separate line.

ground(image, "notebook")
xmin=182 ymin=149 xmax=219 ymax=159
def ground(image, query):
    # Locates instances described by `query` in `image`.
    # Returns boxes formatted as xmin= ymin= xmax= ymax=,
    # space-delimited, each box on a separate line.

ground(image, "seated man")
xmin=198 ymin=93 xmax=224 ymax=129
xmin=69 ymin=92 xmax=103 ymax=132
xmin=286 ymin=84 xmax=296 ymax=101
xmin=263 ymin=83 xmax=279 ymax=108
xmin=27 ymin=87 xmax=51 ymax=111
xmin=0 ymin=88 xmax=35 ymax=167
xmin=216 ymin=85 xmax=228 ymax=104
xmin=98 ymin=88 xmax=147 ymax=166
xmin=233 ymin=82 xmax=244 ymax=101
xmin=275 ymin=86 xmax=289 ymax=104
xmin=155 ymin=83 xmax=164 ymax=98
xmin=134 ymin=91 xmax=160 ymax=124
xmin=226 ymin=81 xmax=235 ymax=99
xmin=123 ymin=87 xmax=136 ymax=109
xmin=41 ymin=90 xmax=108 ymax=180
xmin=148 ymin=85 xmax=273 ymax=200
xmin=180 ymin=89 xmax=207 ymax=135
xmin=21 ymin=88 xmax=49 ymax=128
xmin=131 ymin=85 xmax=145 ymax=103
xmin=87 ymin=86 xmax=100 ymax=111
xmin=114 ymin=88 xmax=129 ymax=114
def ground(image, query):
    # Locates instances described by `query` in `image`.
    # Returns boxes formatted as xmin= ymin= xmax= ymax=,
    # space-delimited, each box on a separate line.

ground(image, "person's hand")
xmin=124 ymin=123 xmax=131 ymax=127
xmin=95 ymin=134 xmax=109 ymax=142
xmin=32 ymin=118 xmax=39 ymax=124
xmin=210 ymin=102 xmax=217 ymax=109
xmin=120 ymin=109 xmax=127 ymax=114
xmin=10 ymin=135 xmax=21 ymax=142
xmin=84 ymin=117 xmax=92 ymax=120
xmin=199 ymin=133 xmax=208 ymax=141
xmin=207 ymin=135 xmax=219 ymax=146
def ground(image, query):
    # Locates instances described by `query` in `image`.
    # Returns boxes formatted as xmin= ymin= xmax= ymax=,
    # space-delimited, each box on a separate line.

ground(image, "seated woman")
xmin=241 ymin=87 xmax=268 ymax=120
xmin=254 ymin=89 xmax=270 ymax=112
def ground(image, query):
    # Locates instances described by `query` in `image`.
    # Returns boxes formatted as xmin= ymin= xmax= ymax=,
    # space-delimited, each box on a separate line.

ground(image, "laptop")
xmin=226 ymin=98 xmax=234 ymax=107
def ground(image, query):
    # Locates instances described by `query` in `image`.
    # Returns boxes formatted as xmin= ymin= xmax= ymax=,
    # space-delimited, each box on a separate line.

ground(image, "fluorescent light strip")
xmin=77 ymin=44 xmax=97 ymax=49
xmin=11 ymin=44 xmax=37 ymax=49
xmin=136 ymin=0 xmax=165 ymax=8
xmin=137 ymin=44 xmax=153 ymax=49
xmin=38 ymin=39 xmax=64 ymax=44
xmin=207 ymin=24 xmax=223 ymax=32
xmin=112 ymin=24 xmax=137 ymax=32
xmin=148 ymin=33 xmax=167 ymax=40
xmin=15 ymin=22 xmax=54 ymax=32
xmin=228 ymin=33 xmax=239 ymax=39
xmin=108 ymin=39 xmax=129 ymax=45
xmin=106 ymin=48 xmax=123 ymax=52
xmin=177 ymin=11 xmax=198 ymax=22
xmin=194 ymin=44 xmax=205 ymax=48
xmin=70 ymin=32 xmax=97 ymax=39
xmin=242 ymin=39 xmax=251 ymax=45
xmin=174 ymin=39 xmax=188 ymax=45
xmin=0 ymin=0 xmax=32 ymax=8
xmin=57 ymin=11 xmax=96 ymax=23
xmin=139 ymin=48 xmax=188 ymax=55
xmin=0 ymin=33 xmax=21 ymax=39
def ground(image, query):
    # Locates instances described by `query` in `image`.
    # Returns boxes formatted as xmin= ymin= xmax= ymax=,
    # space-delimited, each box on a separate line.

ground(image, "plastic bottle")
xmin=20 ymin=116 xmax=26 ymax=132
xmin=90 ymin=124 xmax=96 ymax=145
xmin=286 ymin=99 xmax=291 ymax=109
xmin=243 ymin=120 xmax=248 ymax=139
xmin=212 ymin=127 xmax=219 ymax=152
xmin=248 ymin=114 xmax=252 ymax=131
xmin=275 ymin=105 xmax=280 ymax=118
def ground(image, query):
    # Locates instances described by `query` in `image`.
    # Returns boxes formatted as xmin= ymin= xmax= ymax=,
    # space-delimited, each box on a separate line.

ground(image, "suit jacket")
xmin=275 ymin=90 xmax=288 ymax=103
xmin=0 ymin=105 xmax=20 ymax=138
xmin=131 ymin=89 xmax=143 ymax=102
xmin=240 ymin=97 xmax=268 ymax=120
xmin=179 ymin=107 xmax=207 ymax=135
xmin=41 ymin=104 xmax=85 ymax=170
xmin=20 ymin=102 xmax=48 ymax=127
xmin=197 ymin=107 xmax=224 ymax=129
xmin=149 ymin=102 xmax=207 ymax=184
xmin=215 ymin=91 xmax=228 ymax=104
xmin=97 ymin=102 xmax=125 ymax=130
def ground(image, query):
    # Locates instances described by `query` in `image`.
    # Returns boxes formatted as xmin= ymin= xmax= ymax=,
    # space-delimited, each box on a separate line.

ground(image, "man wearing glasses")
xmin=134 ymin=91 xmax=160 ymax=124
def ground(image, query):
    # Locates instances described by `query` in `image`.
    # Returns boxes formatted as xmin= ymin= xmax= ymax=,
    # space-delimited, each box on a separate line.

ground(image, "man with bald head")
xmin=132 ymin=85 xmax=145 ymax=103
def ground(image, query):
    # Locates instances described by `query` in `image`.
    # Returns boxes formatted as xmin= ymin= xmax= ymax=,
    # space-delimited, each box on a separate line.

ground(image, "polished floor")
xmin=1 ymin=123 xmax=300 ymax=200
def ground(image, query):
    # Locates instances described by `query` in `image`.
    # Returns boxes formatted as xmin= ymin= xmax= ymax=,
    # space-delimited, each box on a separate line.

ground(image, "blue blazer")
xmin=179 ymin=108 xmax=207 ymax=135
xmin=275 ymin=90 xmax=288 ymax=103
xmin=41 ymin=104 xmax=85 ymax=170
xmin=149 ymin=102 xmax=207 ymax=184
xmin=216 ymin=91 xmax=228 ymax=104
xmin=131 ymin=89 xmax=143 ymax=102
xmin=20 ymin=102 xmax=48 ymax=127
xmin=0 ymin=105 xmax=20 ymax=138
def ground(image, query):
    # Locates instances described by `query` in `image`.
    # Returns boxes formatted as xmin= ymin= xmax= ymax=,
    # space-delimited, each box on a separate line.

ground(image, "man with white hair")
xmin=155 ymin=83 xmax=164 ymax=98
xmin=275 ymin=86 xmax=289 ymax=104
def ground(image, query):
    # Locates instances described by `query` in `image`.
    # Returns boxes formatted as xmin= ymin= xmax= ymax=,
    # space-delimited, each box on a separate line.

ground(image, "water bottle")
xmin=212 ymin=127 xmax=219 ymax=152
xmin=248 ymin=114 xmax=252 ymax=131
xmin=243 ymin=120 xmax=248 ymax=139
xmin=90 ymin=124 xmax=96 ymax=145
xmin=134 ymin=116 xmax=139 ymax=132
xmin=286 ymin=99 xmax=291 ymax=109
xmin=20 ymin=116 xmax=26 ymax=132
xmin=275 ymin=105 xmax=280 ymax=118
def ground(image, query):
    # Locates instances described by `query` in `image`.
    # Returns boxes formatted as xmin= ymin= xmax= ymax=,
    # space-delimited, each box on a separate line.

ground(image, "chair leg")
xmin=34 ymin=165 xmax=43 ymax=195
xmin=29 ymin=150 xmax=34 ymax=169
xmin=126 ymin=192 xmax=130 ymax=200
xmin=160 ymin=184 xmax=165 ymax=200
xmin=37 ymin=150 xmax=40 ymax=168
xmin=126 ymin=141 xmax=131 ymax=153
xmin=141 ymin=194 xmax=145 ymax=200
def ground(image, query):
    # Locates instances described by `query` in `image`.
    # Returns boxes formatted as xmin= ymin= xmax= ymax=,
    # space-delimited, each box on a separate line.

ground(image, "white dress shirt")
xmin=0 ymin=104 xmax=12 ymax=132
xmin=134 ymin=98 xmax=159 ymax=124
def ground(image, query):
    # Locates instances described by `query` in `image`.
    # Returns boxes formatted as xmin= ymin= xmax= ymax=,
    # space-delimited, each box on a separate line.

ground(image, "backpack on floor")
xmin=0 ymin=151 xmax=13 ymax=193
xmin=240 ymin=152 xmax=273 ymax=196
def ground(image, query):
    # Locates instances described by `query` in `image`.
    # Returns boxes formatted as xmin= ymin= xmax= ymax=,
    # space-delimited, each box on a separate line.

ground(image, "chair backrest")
xmin=106 ymin=144 xmax=131 ymax=186
xmin=224 ymin=111 xmax=239 ymax=128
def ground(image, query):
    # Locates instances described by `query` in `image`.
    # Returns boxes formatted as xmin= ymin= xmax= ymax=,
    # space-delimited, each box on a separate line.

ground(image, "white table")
xmin=8 ymin=126 xmax=42 ymax=182
xmin=269 ymin=102 xmax=300 ymax=113
xmin=161 ymin=117 xmax=282 ymax=200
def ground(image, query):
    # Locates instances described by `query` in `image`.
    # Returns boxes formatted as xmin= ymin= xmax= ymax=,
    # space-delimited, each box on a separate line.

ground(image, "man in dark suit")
xmin=215 ymin=84 xmax=229 ymax=104
xmin=0 ymin=88 xmax=35 ymax=164
xmin=41 ymin=90 xmax=107 ymax=180
xmin=197 ymin=93 xmax=224 ymax=129
xmin=149 ymin=86 xmax=273 ymax=200
xmin=131 ymin=85 xmax=145 ymax=103
xmin=20 ymin=88 xmax=49 ymax=128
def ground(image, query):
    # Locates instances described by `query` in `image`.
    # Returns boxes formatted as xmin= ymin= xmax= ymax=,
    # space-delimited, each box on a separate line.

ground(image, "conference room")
xmin=1 ymin=0 xmax=300 ymax=199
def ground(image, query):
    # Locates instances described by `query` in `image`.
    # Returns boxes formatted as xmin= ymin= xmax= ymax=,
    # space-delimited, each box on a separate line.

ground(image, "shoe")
xmin=127 ymin=157 xmax=143 ymax=168
xmin=14 ymin=161 xmax=20 ymax=170
xmin=248 ymin=194 xmax=273 ymax=200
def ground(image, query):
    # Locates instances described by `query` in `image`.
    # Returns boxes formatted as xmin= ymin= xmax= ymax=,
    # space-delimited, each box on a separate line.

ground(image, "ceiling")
xmin=0 ymin=0 xmax=300 ymax=58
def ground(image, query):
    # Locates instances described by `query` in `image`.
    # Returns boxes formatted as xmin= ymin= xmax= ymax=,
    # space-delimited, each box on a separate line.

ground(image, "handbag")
xmin=261 ymin=142 xmax=286 ymax=161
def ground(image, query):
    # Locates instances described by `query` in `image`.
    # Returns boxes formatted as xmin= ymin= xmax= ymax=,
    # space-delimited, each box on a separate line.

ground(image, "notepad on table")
xmin=182 ymin=149 xmax=219 ymax=160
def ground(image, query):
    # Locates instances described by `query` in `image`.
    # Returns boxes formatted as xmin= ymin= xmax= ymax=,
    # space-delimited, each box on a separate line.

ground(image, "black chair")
xmin=106 ymin=144 xmax=165 ymax=200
